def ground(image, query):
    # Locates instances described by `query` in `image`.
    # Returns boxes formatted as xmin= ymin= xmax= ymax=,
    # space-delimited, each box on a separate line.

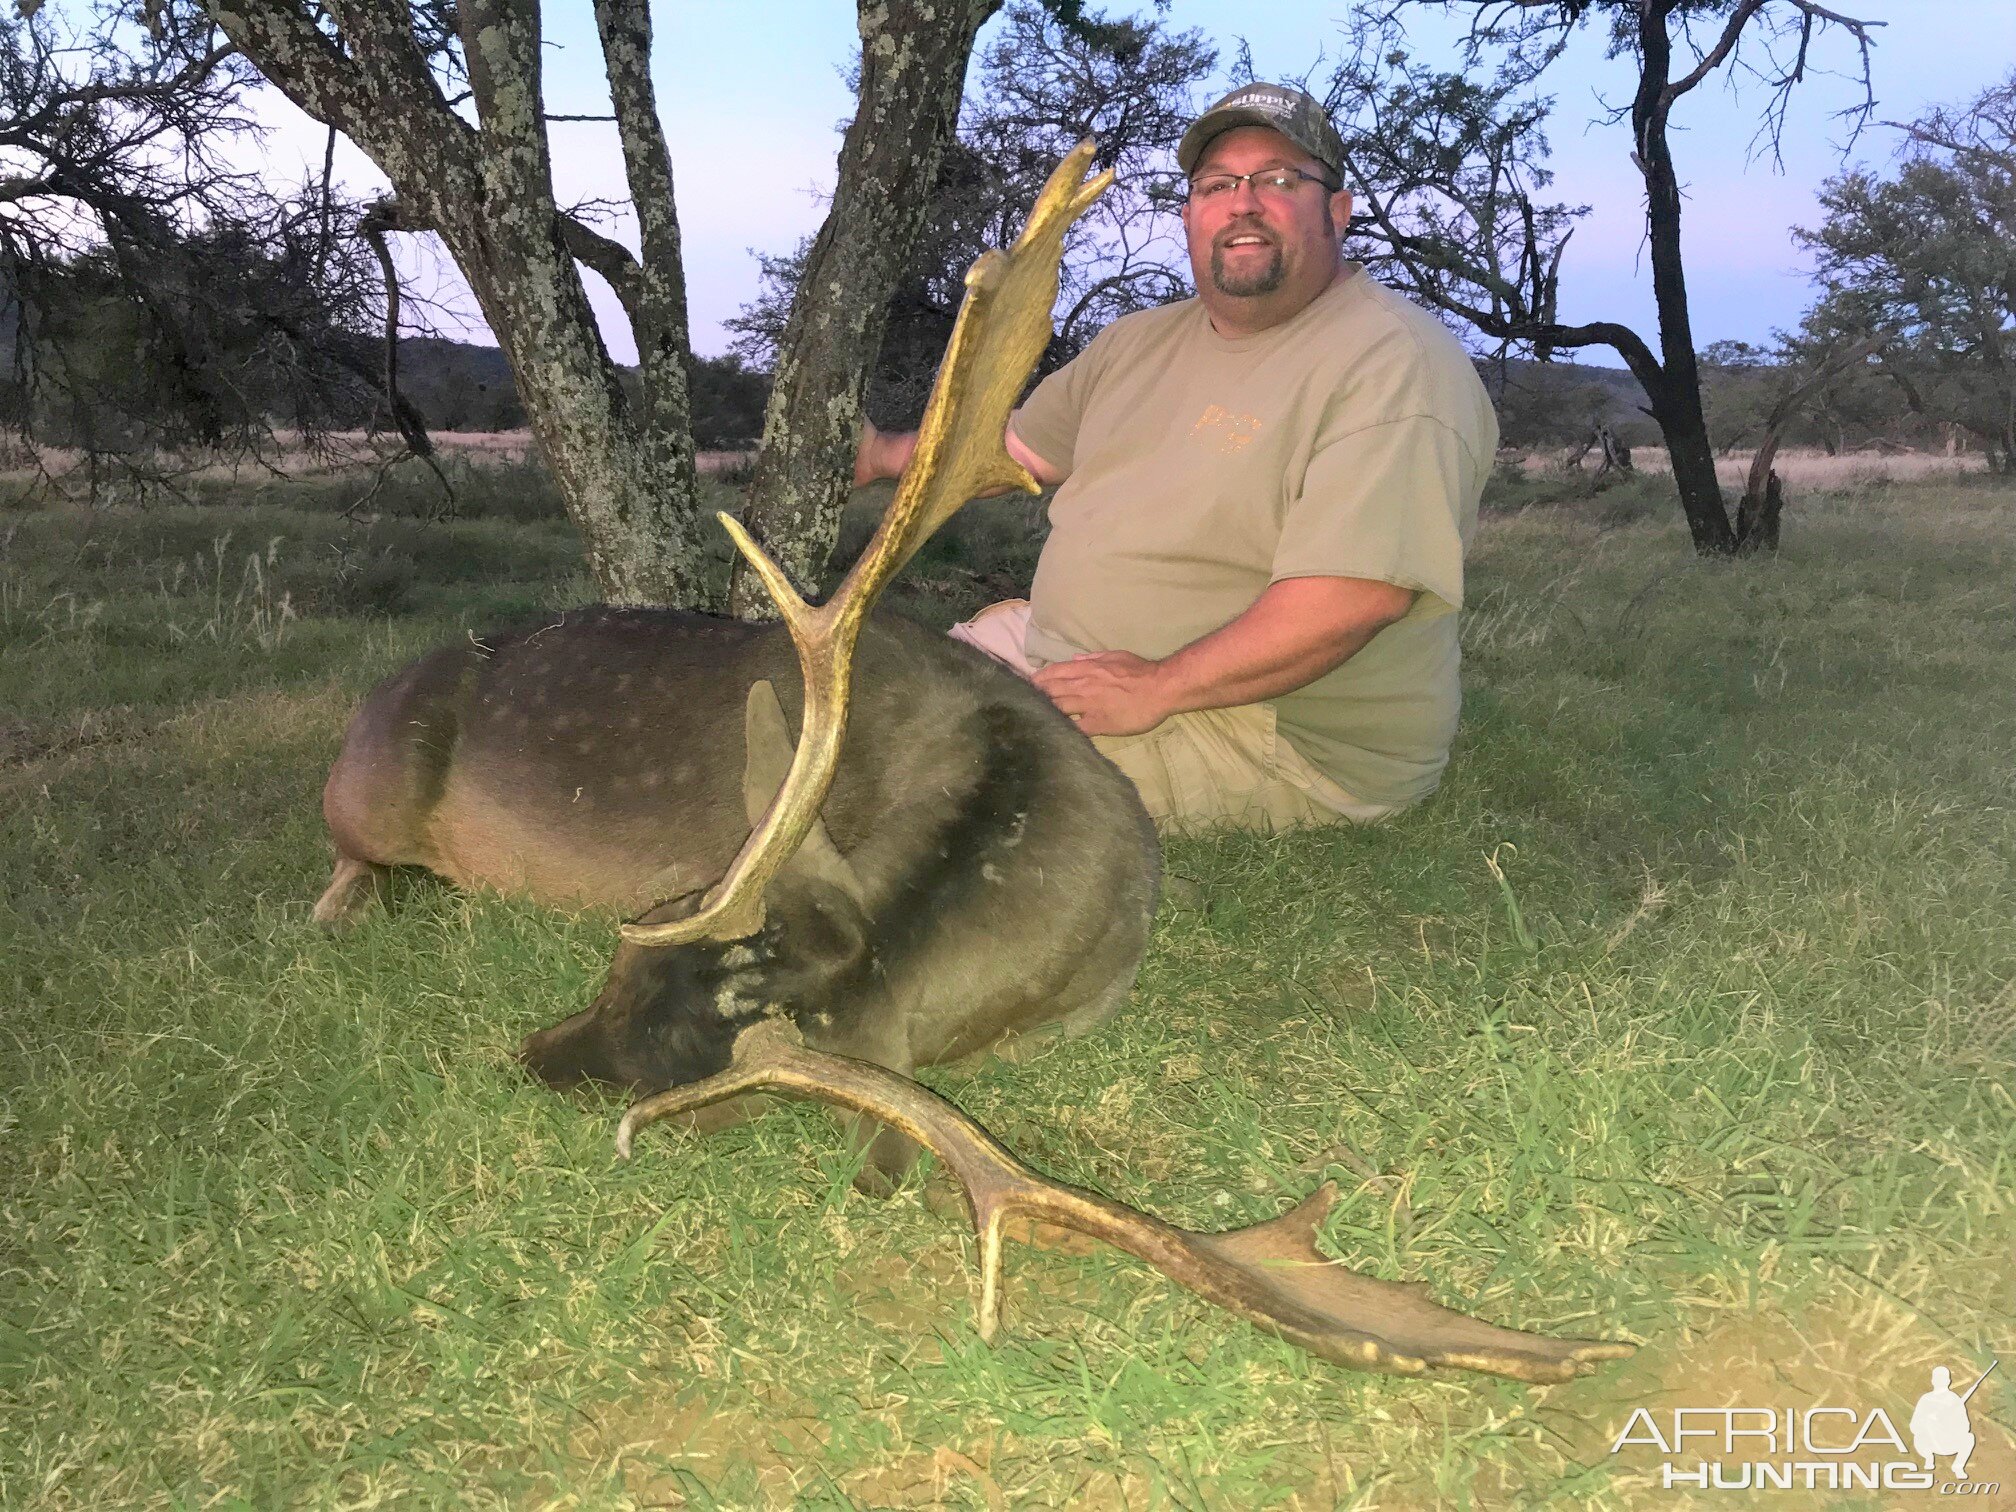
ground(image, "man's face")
xmin=1180 ymin=126 xmax=1352 ymax=311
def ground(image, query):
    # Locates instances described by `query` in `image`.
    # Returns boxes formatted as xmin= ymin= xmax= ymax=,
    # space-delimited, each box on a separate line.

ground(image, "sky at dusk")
xmin=252 ymin=1 xmax=2016 ymax=367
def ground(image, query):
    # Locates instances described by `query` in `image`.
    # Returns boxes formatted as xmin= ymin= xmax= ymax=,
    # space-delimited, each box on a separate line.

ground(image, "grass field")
xmin=3 ymin=472 xmax=2012 ymax=1508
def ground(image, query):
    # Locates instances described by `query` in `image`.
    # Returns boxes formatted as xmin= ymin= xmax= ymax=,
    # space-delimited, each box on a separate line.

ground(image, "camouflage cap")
xmin=1177 ymin=83 xmax=1345 ymax=183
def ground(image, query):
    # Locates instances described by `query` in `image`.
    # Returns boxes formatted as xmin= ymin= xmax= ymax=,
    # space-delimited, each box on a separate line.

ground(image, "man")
xmin=855 ymin=83 xmax=1497 ymax=830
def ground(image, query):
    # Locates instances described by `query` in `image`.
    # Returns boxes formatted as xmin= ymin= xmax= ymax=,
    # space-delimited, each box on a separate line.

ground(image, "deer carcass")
xmin=318 ymin=605 xmax=1159 ymax=1180
xmin=317 ymin=143 xmax=1635 ymax=1383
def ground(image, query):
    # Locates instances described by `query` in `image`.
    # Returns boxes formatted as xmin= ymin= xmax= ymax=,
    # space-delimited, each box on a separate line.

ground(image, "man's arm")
xmin=854 ymin=419 xmax=1065 ymax=488
xmin=1031 ymin=575 xmax=1416 ymax=736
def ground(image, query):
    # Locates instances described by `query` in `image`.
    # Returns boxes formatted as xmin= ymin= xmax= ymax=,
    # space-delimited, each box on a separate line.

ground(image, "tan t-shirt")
xmin=1011 ymin=264 xmax=1496 ymax=807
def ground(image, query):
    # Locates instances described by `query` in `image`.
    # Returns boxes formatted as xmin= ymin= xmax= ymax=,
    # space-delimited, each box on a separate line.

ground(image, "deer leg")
xmin=989 ymin=984 xmax=1126 ymax=1067
xmin=312 ymin=853 xmax=391 ymax=930
xmin=815 ymin=1012 xmax=923 ymax=1196
xmin=842 ymin=1114 xmax=924 ymax=1198
xmin=991 ymin=910 xmax=1141 ymax=1066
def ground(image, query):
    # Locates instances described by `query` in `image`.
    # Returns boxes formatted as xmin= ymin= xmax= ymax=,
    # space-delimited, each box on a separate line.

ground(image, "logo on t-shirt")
xmin=1190 ymin=403 xmax=1263 ymax=455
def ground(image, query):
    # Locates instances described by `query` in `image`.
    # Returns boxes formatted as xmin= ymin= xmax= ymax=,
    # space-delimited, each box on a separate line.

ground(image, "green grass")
xmin=2 ymin=477 xmax=2012 ymax=1507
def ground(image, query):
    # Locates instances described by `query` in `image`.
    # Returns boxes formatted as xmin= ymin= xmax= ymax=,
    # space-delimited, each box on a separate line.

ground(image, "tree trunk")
xmin=205 ymin=0 xmax=718 ymax=609
xmin=453 ymin=212 xmax=707 ymax=606
xmin=1632 ymin=2 xmax=1737 ymax=555
xmin=729 ymin=0 xmax=1002 ymax=618
xmin=1735 ymin=415 xmax=1787 ymax=554
xmin=1730 ymin=335 xmax=1883 ymax=552
xmin=1734 ymin=470 xmax=1783 ymax=554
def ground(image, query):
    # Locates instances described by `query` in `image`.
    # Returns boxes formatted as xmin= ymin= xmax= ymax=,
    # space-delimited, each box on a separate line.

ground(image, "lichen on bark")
xmin=729 ymin=0 xmax=1001 ymax=618
xmin=204 ymin=0 xmax=997 ymax=614
xmin=206 ymin=0 xmax=710 ymax=607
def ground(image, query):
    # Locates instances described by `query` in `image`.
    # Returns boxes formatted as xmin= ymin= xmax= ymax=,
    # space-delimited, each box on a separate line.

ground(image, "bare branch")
xmin=589 ymin=0 xmax=694 ymax=448
xmin=557 ymin=212 xmax=641 ymax=305
xmin=203 ymin=1 xmax=478 ymax=216
xmin=0 ymin=175 xmax=59 ymax=205
xmin=1748 ymin=1 xmax=1885 ymax=161
xmin=356 ymin=201 xmax=436 ymax=462
xmin=1662 ymin=0 xmax=1768 ymax=105
xmin=197 ymin=2 xmax=369 ymax=133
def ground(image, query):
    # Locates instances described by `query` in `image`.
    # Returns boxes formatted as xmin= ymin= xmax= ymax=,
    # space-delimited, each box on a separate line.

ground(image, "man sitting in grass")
xmin=854 ymin=84 xmax=1496 ymax=831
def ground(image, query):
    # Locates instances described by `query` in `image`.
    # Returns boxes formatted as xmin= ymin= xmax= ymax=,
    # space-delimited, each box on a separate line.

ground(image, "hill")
xmin=394 ymin=336 xmax=767 ymax=447
xmin=1476 ymin=356 xmax=1653 ymax=448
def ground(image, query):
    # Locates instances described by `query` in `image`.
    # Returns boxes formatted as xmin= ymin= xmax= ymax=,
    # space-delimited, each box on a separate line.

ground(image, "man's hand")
xmin=854 ymin=420 xmax=913 ymax=487
xmin=852 ymin=421 xmax=881 ymax=488
xmin=854 ymin=419 xmax=1063 ymax=490
xmin=1032 ymin=651 xmax=1171 ymax=736
xmin=1032 ymin=577 xmax=1418 ymax=738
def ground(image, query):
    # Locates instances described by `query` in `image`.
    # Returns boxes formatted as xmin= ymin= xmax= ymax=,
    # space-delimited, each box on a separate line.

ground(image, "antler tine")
xmin=618 ymin=1019 xmax=1639 ymax=1385
xmin=623 ymin=141 xmax=1113 ymax=950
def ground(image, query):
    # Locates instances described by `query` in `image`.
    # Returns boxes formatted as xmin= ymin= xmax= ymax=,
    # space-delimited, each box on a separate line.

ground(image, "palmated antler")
xmin=621 ymin=141 xmax=1112 ymax=949
xmin=620 ymin=1019 xmax=1638 ymax=1384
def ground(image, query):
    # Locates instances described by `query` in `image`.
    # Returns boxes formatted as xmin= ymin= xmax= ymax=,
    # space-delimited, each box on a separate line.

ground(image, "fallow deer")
xmin=317 ymin=143 xmax=1634 ymax=1382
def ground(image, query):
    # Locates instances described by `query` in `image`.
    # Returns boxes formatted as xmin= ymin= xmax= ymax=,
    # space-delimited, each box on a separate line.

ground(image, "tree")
xmin=0 ymin=9 xmax=392 ymax=485
xmin=684 ymin=353 xmax=768 ymax=452
xmin=1322 ymin=0 xmax=1881 ymax=553
xmin=0 ymin=10 xmax=250 ymax=263
xmin=1696 ymin=340 xmax=1777 ymax=454
xmin=728 ymin=2 xmax=1212 ymax=446
xmin=1794 ymin=71 xmax=2016 ymax=473
xmin=1772 ymin=313 xmax=1919 ymax=453
xmin=178 ymin=0 xmax=1002 ymax=611
xmin=18 ymin=196 xmax=394 ymax=466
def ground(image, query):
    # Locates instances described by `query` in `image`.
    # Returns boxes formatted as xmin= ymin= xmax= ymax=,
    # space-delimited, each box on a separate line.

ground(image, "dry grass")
xmin=1517 ymin=443 xmax=1992 ymax=489
xmin=10 ymin=430 xmax=1979 ymax=504
xmin=0 ymin=432 xmax=756 ymax=493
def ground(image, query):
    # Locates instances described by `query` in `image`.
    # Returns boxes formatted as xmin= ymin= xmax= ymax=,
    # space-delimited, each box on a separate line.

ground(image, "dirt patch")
xmin=0 ymin=705 xmax=155 ymax=770
xmin=541 ymin=1216 xmax=1209 ymax=1507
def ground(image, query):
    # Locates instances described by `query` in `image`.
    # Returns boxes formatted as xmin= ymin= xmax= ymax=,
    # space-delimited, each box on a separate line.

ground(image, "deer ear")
xmin=741 ymin=678 xmax=862 ymax=898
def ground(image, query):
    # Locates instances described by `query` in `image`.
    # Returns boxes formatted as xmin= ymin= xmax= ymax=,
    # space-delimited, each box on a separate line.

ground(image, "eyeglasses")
xmin=1186 ymin=166 xmax=1337 ymax=203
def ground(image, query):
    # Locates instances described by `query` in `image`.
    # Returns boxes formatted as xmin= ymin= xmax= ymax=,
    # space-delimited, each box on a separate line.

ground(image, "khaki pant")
xmin=950 ymin=600 xmax=1397 ymax=833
